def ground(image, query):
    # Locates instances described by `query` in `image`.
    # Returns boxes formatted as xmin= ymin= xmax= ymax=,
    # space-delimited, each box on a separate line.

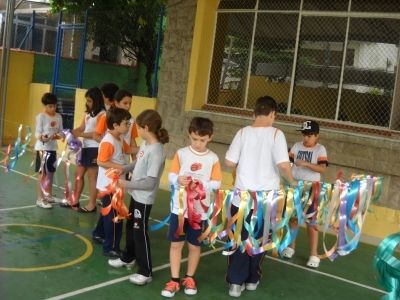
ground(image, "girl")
xmin=108 ymin=109 xmax=169 ymax=286
xmin=61 ymin=87 xmax=105 ymax=212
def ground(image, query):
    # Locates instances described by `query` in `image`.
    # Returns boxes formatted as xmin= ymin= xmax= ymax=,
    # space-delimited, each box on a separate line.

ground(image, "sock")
xmin=172 ymin=277 xmax=180 ymax=283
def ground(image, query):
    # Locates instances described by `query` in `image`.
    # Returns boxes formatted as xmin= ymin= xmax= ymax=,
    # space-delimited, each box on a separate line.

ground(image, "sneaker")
xmin=306 ymin=255 xmax=320 ymax=268
xmin=228 ymin=284 xmax=245 ymax=297
xmin=36 ymin=199 xmax=53 ymax=209
xmin=46 ymin=196 xmax=62 ymax=203
xmin=108 ymin=258 xmax=135 ymax=268
xmin=282 ymin=247 xmax=295 ymax=259
xmin=182 ymin=277 xmax=197 ymax=295
xmin=129 ymin=273 xmax=152 ymax=285
xmin=245 ymin=281 xmax=259 ymax=291
xmin=103 ymin=250 xmax=121 ymax=258
xmin=161 ymin=280 xmax=180 ymax=297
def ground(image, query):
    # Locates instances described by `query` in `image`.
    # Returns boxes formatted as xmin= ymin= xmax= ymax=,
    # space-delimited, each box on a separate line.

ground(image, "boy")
xmin=225 ymin=96 xmax=296 ymax=297
xmin=281 ymin=120 xmax=328 ymax=268
xmin=34 ymin=92 xmax=64 ymax=209
xmin=92 ymin=107 xmax=132 ymax=257
xmin=161 ymin=117 xmax=222 ymax=297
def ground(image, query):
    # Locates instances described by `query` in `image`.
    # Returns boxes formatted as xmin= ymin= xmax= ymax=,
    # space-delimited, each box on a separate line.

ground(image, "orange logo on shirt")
xmin=190 ymin=162 xmax=202 ymax=172
xmin=50 ymin=121 xmax=57 ymax=127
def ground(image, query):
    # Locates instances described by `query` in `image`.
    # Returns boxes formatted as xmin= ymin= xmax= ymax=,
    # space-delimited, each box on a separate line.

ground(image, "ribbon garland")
xmin=373 ymin=232 xmax=400 ymax=300
xmin=1 ymin=124 xmax=32 ymax=171
xmin=163 ymin=176 xmax=383 ymax=259
xmin=99 ymin=169 xmax=130 ymax=222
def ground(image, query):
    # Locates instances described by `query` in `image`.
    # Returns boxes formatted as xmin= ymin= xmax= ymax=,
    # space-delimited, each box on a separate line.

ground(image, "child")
xmin=108 ymin=109 xmax=169 ymax=286
xmin=101 ymin=82 xmax=119 ymax=111
xmin=94 ymin=89 xmax=138 ymax=158
xmin=60 ymin=87 xmax=105 ymax=212
xmin=92 ymin=108 xmax=132 ymax=257
xmin=225 ymin=96 xmax=295 ymax=297
xmin=34 ymin=92 xmax=64 ymax=209
xmin=281 ymin=120 xmax=328 ymax=268
xmin=161 ymin=117 xmax=222 ymax=297
xmin=91 ymin=90 xmax=139 ymax=244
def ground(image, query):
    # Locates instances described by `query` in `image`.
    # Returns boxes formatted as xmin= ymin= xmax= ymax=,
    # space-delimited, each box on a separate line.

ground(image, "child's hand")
xmin=178 ymin=175 xmax=191 ymax=186
xmin=41 ymin=135 xmax=50 ymax=142
xmin=295 ymin=159 xmax=307 ymax=167
xmin=52 ymin=133 xmax=63 ymax=140
xmin=117 ymin=179 xmax=126 ymax=188
xmin=110 ymin=168 xmax=123 ymax=176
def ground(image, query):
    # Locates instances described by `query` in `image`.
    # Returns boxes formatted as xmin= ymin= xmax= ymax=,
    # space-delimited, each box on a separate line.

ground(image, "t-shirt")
xmin=129 ymin=142 xmax=165 ymax=205
xmin=225 ymin=126 xmax=289 ymax=206
xmin=34 ymin=112 xmax=63 ymax=151
xmin=169 ymin=146 xmax=222 ymax=220
xmin=82 ymin=111 xmax=105 ymax=148
xmin=289 ymin=142 xmax=328 ymax=181
xmin=96 ymin=132 xmax=130 ymax=191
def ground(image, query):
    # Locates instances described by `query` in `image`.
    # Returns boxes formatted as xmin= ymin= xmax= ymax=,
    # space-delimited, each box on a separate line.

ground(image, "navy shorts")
xmin=35 ymin=151 xmax=57 ymax=173
xmin=167 ymin=213 xmax=205 ymax=246
xmin=78 ymin=147 xmax=98 ymax=167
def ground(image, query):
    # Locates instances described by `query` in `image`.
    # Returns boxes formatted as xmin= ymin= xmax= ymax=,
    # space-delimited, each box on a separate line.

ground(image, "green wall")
xmin=32 ymin=54 xmax=149 ymax=95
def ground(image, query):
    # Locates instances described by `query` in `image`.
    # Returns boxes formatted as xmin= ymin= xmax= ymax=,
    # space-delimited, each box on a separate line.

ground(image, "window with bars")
xmin=207 ymin=0 xmax=400 ymax=130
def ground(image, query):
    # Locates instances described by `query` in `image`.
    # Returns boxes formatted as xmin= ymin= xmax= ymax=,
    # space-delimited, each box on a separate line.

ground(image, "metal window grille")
xmin=207 ymin=0 xmax=400 ymax=130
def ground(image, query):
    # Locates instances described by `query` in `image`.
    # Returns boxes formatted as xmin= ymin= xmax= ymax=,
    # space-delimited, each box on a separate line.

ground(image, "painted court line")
xmin=264 ymin=255 xmax=387 ymax=295
xmin=3 ymin=165 xmax=387 ymax=297
xmin=45 ymin=247 xmax=224 ymax=300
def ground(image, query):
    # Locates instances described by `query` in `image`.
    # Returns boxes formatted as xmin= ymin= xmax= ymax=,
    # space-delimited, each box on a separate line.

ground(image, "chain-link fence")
xmin=207 ymin=0 xmax=400 ymax=131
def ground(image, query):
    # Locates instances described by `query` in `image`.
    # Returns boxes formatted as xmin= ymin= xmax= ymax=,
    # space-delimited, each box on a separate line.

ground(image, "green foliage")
xmin=50 ymin=0 xmax=166 ymax=96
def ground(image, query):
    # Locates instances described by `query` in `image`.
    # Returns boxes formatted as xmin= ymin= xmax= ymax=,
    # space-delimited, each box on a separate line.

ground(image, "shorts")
xmin=167 ymin=213 xmax=205 ymax=246
xmin=77 ymin=147 xmax=98 ymax=167
xmin=35 ymin=151 xmax=57 ymax=173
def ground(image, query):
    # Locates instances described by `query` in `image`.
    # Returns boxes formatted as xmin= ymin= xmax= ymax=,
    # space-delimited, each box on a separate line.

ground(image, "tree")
xmin=50 ymin=0 xmax=165 ymax=96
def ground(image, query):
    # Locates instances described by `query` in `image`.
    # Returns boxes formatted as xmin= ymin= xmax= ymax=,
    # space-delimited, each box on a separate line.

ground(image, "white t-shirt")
xmin=34 ymin=112 xmax=63 ymax=151
xmin=289 ymin=142 xmax=328 ymax=181
xmin=96 ymin=132 xmax=128 ymax=191
xmin=169 ymin=146 xmax=222 ymax=220
xmin=82 ymin=111 xmax=105 ymax=148
xmin=225 ymin=126 xmax=289 ymax=206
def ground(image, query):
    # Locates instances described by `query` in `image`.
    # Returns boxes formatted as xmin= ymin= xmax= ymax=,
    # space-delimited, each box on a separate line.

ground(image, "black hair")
xmin=100 ymin=83 xmax=119 ymax=100
xmin=41 ymin=93 xmax=58 ymax=105
xmin=254 ymin=96 xmax=277 ymax=117
xmin=114 ymin=89 xmax=132 ymax=102
xmin=136 ymin=109 xmax=169 ymax=144
xmin=188 ymin=117 xmax=213 ymax=137
xmin=85 ymin=87 xmax=105 ymax=117
xmin=106 ymin=107 xmax=131 ymax=130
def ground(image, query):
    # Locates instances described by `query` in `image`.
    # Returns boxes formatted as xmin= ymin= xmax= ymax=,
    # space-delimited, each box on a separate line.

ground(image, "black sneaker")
xmin=103 ymin=250 xmax=121 ymax=258
xmin=92 ymin=235 xmax=105 ymax=244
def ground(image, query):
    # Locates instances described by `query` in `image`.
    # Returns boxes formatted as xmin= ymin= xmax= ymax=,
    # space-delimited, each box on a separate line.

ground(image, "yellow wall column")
xmin=185 ymin=0 xmax=219 ymax=111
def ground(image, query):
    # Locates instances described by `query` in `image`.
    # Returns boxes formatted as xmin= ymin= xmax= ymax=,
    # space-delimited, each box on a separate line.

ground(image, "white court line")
xmin=46 ymin=247 xmax=224 ymax=300
xmin=264 ymin=255 xmax=387 ymax=294
xmin=3 ymin=164 xmax=388 ymax=297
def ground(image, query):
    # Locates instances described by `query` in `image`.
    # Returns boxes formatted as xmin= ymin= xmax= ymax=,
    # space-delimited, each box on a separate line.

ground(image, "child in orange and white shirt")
xmin=92 ymin=108 xmax=132 ymax=257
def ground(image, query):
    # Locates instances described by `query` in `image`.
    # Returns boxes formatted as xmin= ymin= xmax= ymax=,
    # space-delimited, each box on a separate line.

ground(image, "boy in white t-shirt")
xmin=281 ymin=120 xmax=328 ymax=269
xmin=34 ymin=92 xmax=64 ymax=209
xmin=92 ymin=108 xmax=132 ymax=257
xmin=225 ymin=96 xmax=296 ymax=297
xmin=161 ymin=117 xmax=222 ymax=298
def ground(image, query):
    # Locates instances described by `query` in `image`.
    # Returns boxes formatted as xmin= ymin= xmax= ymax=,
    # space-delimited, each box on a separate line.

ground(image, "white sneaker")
xmin=245 ymin=281 xmax=259 ymax=291
xmin=46 ymin=196 xmax=62 ymax=203
xmin=228 ymin=284 xmax=245 ymax=297
xmin=282 ymin=247 xmax=295 ymax=259
xmin=36 ymin=199 xmax=53 ymax=209
xmin=129 ymin=273 xmax=152 ymax=285
xmin=108 ymin=258 xmax=135 ymax=268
